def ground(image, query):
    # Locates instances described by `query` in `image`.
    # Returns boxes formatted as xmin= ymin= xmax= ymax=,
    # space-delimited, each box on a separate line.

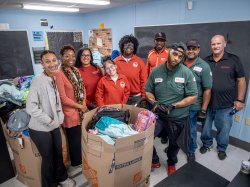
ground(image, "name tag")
xmin=175 ymin=77 xmax=185 ymax=83
xmin=193 ymin=66 xmax=202 ymax=72
xmin=161 ymin=58 xmax=166 ymax=61
xmin=155 ymin=78 xmax=163 ymax=83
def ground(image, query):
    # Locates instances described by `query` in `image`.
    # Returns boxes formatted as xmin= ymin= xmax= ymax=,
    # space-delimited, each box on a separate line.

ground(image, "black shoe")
xmin=187 ymin=153 xmax=195 ymax=162
xmin=161 ymin=137 xmax=168 ymax=144
xmin=218 ymin=151 xmax=227 ymax=160
xmin=164 ymin=147 xmax=168 ymax=153
xmin=199 ymin=146 xmax=210 ymax=154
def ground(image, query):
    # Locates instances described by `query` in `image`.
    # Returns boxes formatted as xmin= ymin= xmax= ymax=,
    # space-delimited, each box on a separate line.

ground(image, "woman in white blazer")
xmin=26 ymin=50 xmax=75 ymax=187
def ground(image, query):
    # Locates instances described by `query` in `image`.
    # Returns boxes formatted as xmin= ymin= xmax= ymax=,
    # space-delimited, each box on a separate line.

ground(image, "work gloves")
xmin=153 ymin=102 xmax=175 ymax=114
xmin=197 ymin=110 xmax=206 ymax=122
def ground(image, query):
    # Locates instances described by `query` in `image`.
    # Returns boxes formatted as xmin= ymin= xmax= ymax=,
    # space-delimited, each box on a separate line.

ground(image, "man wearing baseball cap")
xmin=145 ymin=42 xmax=198 ymax=176
xmin=184 ymin=39 xmax=213 ymax=162
xmin=146 ymin=32 xmax=169 ymax=147
xmin=146 ymin=32 xmax=169 ymax=78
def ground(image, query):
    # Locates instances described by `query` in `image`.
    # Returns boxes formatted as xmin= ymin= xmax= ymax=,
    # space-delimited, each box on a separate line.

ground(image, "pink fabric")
xmin=135 ymin=109 xmax=156 ymax=132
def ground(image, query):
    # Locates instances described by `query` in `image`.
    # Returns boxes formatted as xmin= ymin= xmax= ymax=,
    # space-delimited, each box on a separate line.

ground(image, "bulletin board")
xmin=0 ymin=30 xmax=34 ymax=80
xmin=46 ymin=31 xmax=83 ymax=57
xmin=89 ymin=28 xmax=112 ymax=56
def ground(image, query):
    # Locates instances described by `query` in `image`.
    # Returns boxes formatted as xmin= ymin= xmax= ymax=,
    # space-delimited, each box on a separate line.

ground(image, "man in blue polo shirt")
xmin=200 ymin=35 xmax=246 ymax=160
xmin=145 ymin=42 xmax=198 ymax=176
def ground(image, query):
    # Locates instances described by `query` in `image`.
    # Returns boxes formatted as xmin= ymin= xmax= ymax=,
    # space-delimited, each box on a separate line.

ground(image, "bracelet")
xmin=236 ymin=99 xmax=244 ymax=103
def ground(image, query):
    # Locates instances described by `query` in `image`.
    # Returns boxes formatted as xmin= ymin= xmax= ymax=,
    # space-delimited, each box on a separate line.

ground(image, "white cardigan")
xmin=26 ymin=73 xmax=64 ymax=132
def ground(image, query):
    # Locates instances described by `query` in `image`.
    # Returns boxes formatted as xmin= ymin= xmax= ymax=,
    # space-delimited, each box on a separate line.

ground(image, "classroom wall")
xmin=0 ymin=10 xmax=85 ymax=74
xmin=1 ymin=0 xmax=250 ymax=143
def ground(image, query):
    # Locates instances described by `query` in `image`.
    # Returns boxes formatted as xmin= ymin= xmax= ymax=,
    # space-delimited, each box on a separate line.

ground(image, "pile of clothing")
xmin=87 ymin=106 xmax=156 ymax=145
xmin=0 ymin=76 xmax=34 ymax=137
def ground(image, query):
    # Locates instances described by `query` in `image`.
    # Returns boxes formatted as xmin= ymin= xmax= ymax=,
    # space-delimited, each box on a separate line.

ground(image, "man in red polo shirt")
xmin=146 ymin=32 xmax=169 ymax=78
xmin=147 ymin=32 xmax=169 ymax=145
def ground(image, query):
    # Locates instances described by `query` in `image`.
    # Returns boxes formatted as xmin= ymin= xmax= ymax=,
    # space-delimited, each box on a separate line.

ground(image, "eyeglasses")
xmin=105 ymin=65 xmax=116 ymax=71
xmin=124 ymin=43 xmax=134 ymax=50
xmin=81 ymin=54 xmax=91 ymax=57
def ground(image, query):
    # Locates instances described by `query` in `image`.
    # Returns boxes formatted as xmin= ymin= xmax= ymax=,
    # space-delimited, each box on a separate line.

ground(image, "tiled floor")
xmin=1 ymin=133 xmax=250 ymax=187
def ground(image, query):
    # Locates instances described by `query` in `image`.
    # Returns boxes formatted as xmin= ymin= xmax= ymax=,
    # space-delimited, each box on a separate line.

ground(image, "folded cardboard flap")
xmin=82 ymin=104 xmax=154 ymax=187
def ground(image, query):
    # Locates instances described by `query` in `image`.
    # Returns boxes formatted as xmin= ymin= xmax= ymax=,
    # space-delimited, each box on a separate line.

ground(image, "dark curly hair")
xmin=75 ymin=47 xmax=97 ymax=70
xmin=60 ymin=44 xmax=75 ymax=56
xmin=119 ymin=34 xmax=139 ymax=55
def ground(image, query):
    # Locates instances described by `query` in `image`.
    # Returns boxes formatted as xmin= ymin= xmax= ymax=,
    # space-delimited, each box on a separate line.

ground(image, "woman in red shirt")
xmin=55 ymin=45 xmax=88 ymax=168
xmin=75 ymin=48 xmax=103 ymax=109
xmin=95 ymin=57 xmax=130 ymax=106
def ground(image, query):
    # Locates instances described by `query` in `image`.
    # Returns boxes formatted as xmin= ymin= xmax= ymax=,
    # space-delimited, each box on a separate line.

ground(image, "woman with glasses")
xmin=95 ymin=56 xmax=130 ymax=106
xmin=114 ymin=35 xmax=147 ymax=105
xmin=26 ymin=50 xmax=75 ymax=187
xmin=75 ymin=48 xmax=103 ymax=110
xmin=54 ymin=45 xmax=88 ymax=169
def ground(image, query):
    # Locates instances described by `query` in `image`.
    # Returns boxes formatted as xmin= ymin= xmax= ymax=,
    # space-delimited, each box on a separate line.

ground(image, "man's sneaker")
xmin=151 ymin=162 xmax=161 ymax=169
xmin=59 ymin=178 xmax=75 ymax=187
xmin=199 ymin=146 xmax=210 ymax=154
xmin=167 ymin=165 xmax=176 ymax=176
xmin=161 ymin=137 xmax=168 ymax=144
xmin=218 ymin=151 xmax=227 ymax=160
xmin=187 ymin=153 xmax=195 ymax=162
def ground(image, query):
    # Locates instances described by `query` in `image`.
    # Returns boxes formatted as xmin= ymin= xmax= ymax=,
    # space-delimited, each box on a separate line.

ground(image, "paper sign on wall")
xmin=32 ymin=31 xmax=44 ymax=41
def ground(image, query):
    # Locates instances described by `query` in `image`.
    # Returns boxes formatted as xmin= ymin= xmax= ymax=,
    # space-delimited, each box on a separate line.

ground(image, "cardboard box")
xmin=2 ymin=124 xmax=42 ymax=187
xmin=82 ymin=104 xmax=155 ymax=187
xmin=2 ymin=122 xmax=70 ymax=187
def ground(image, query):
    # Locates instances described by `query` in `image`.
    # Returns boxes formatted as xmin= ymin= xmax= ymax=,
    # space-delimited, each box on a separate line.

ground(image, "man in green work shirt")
xmin=145 ymin=42 xmax=198 ymax=176
xmin=184 ymin=39 xmax=212 ymax=162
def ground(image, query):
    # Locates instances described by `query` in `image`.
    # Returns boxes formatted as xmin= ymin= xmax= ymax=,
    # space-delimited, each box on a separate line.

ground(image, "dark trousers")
xmin=153 ymin=117 xmax=187 ymax=166
xmin=64 ymin=125 xmax=82 ymax=166
xmin=29 ymin=128 xmax=68 ymax=187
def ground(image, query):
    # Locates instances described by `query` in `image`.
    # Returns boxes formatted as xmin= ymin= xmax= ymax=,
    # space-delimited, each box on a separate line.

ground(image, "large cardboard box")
xmin=2 ymin=124 xmax=42 ymax=187
xmin=82 ymin=105 xmax=155 ymax=187
xmin=2 ymin=122 xmax=70 ymax=187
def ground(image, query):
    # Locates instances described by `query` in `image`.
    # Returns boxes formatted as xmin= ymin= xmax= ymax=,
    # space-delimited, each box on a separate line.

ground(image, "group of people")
xmin=25 ymin=32 xmax=246 ymax=186
xmin=146 ymin=33 xmax=246 ymax=176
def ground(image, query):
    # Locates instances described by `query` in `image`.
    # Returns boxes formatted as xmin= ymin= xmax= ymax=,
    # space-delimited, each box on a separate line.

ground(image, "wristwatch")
xmin=236 ymin=99 xmax=244 ymax=103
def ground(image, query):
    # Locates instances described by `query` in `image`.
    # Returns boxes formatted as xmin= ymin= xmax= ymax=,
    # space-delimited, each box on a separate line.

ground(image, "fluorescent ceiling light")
xmin=48 ymin=0 xmax=110 ymax=5
xmin=23 ymin=4 xmax=79 ymax=12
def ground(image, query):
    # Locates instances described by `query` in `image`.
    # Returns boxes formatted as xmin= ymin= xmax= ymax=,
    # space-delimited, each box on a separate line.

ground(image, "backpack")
xmin=134 ymin=109 xmax=156 ymax=132
xmin=87 ymin=106 xmax=130 ymax=130
xmin=7 ymin=109 xmax=30 ymax=132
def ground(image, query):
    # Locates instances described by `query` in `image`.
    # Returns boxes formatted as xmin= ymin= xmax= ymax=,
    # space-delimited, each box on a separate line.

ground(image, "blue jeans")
xmin=188 ymin=110 xmax=198 ymax=154
xmin=200 ymin=107 xmax=233 ymax=152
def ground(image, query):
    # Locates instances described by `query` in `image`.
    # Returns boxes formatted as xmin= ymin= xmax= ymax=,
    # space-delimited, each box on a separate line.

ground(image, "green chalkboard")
xmin=135 ymin=20 xmax=250 ymax=82
xmin=0 ymin=30 xmax=34 ymax=80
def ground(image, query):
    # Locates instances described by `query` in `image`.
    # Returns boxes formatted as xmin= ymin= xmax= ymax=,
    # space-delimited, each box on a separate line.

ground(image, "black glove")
xmin=152 ymin=101 xmax=159 ymax=113
xmin=197 ymin=110 xmax=206 ymax=122
xmin=140 ymin=100 xmax=148 ymax=109
xmin=158 ymin=103 xmax=175 ymax=114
